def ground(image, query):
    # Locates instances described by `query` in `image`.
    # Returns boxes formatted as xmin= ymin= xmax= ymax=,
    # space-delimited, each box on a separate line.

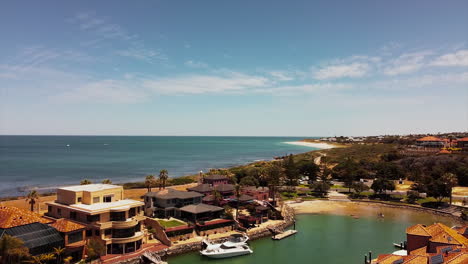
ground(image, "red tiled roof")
xmin=406 ymin=224 xmax=431 ymax=237
xmin=416 ymin=136 xmax=444 ymax=142
xmin=0 ymin=206 xmax=51 ymax=228
xmin=49 ymin=218 xmax=86 ymax=233
xmin=457 ymin=137 xmax=468 ymax=142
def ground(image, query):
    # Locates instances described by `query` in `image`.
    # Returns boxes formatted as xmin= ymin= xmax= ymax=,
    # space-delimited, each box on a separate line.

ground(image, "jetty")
xmin=272 ymin=229 xmax=298 ymax=240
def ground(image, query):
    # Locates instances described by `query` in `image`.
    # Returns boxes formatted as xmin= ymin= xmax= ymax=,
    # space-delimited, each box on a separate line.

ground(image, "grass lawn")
xmin=157 ymin=219 xmax=186 ymax=228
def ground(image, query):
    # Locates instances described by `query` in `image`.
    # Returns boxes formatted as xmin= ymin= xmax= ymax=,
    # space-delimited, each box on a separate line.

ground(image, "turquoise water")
xmin=0 ymin=136 xmax=317 ymax=197
xmin=169 ymin=209 xmax=458 ymax=264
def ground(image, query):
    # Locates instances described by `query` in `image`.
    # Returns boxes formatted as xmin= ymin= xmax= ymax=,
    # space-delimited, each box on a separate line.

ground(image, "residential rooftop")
xmin=0 ymin=206 xmax=52 ymax=228
xmin=59 ymin=184 xmax=121 ymax=192
xmin=48 ymin=199 xmax=144 ymax=214
xmin=50 ymin=218 xmax=86 ymax=233
xmin=145 ymin=188 xmax=203 ymax=199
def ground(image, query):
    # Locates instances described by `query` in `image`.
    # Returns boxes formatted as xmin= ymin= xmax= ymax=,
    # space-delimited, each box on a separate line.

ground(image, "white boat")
xmin=200 ymin=234 xmax=252 ymax=259
xmin=222 ymin=233 xmax=249 ymax=247
xmin=200 ymin=244 xmax=253 ymax=259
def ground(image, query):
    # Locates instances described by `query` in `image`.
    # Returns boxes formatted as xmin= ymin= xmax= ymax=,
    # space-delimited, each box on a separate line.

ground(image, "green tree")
xmin=266 ymin=162 xmax=283 ymax=204
xmin=332 ymin=158 xmax=359 ymax=192
xmin=239 ymin=176 xmax=259 ymax=187
xmin=426 ymin=178 xmax=450 ymax=203
xmin=0 ymin=235 xmax=30 ymax=264
xmin=351 ymin=181 xmax=369 ymax=196
xmin=159 ymin=169 xmax=169 ymax=190
xmin=101 ymin=179 xmax=112 ymax=184
xmin=144 ymin=175 xmax=156 ymax=192
xmin=211 ymin=190 xmax=223 ymax=206
xmin=371 ymin=178 xmax=395 ymax=195
xmin=26 ymin=190 xmax=39 ymax=212
xmin=406 ymin=190 xmax=420 ymax=204
xmin=441 ymin=172 xmax=458 ymax=205
xmin=80 ymin=179 xmax=92 ymax=185
xmin=284 ymin=154 xmax=299 ymax=191
xmin=86 ymin=239 xmax=105 ymax=260
xmin=234 ymin=183 xmax=241 ymax=221
xmin=297 ymin=162 xmax=320 ymax=183
xmin=311 ymin=167 xmax=332 ymax=197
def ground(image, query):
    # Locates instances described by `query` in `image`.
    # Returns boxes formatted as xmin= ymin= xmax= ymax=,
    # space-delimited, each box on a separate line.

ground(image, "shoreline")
xmin=283 ymin=140 xmax=340 ymax=149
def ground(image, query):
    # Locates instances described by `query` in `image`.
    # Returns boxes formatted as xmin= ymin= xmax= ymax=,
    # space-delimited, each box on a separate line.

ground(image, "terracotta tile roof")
xmin=416 ymin=136 xmax=444 ymax=142
xmin=376 ymin=254 xmax=404 ymax=264
xmin=410 ymin=246 xmax=428 ymax=256
xmin=0 ymin=206 xmax=51 ymax=228
xmin=428 ymin=224 xmax=468 ymax=247
xmin=457 ymin=137 xmax=468 ymax=142
xmin=407 ymin=224 xmax=431 ymax=237
xmin=49 ymin=218 xmax=86 ymax=233
xmin=445 ymin=253 xmax=468 ymax=263
xmin=403 ymin=255 xmax=428 ymax=264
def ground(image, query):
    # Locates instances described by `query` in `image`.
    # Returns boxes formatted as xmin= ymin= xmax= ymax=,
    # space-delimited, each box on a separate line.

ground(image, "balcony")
xmin=108 ymin=231 xmax=144 ymax=244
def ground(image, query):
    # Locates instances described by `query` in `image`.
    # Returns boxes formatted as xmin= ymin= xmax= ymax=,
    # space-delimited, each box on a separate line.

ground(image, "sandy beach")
xmin=284 ymin=141 xmax=338 ymax=149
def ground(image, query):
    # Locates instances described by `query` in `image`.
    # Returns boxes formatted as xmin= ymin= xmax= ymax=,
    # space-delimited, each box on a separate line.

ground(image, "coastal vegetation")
xmin=26 ymin=190 xmax=39 ymax=212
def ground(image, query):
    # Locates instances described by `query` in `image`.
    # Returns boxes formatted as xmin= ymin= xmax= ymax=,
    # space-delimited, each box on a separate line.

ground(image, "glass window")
xmin=103 ymin=195 xmax=112 ymax=203
xmin=77 ymin=197 xmax=82 ymax=203
xmin=68 ymin=231 xmax=83 ymax=244
xmin=93 ymin=196 xmax=100 ymax=203
xmin=86 ymin=229 xmax=92 ymax=237
xmin=70 ymin=211 xmax=77 ymax=220
xmin=87 ymin=214 xmax=100 ymax=223
xmin=57 ymin=208 xmax=62 ymax=216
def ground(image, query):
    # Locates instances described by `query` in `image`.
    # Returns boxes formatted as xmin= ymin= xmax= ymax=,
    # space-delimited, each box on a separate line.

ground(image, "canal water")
xmin=169 ymin=207 xmax=459 ymax=264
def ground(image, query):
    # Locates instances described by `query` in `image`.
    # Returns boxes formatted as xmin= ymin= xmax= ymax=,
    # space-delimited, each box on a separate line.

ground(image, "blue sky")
xmin=1 ymin=0 xmax=467 ymax=136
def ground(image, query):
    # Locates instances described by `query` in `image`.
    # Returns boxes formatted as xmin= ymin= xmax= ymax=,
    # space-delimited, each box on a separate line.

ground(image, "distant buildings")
xmin=46 ymin=184 xmax=146 ymax=255
xmin=373 ymin=223 xmax=468 ymax=264
xmin=144 ymin=188 xmax=203 ymax=218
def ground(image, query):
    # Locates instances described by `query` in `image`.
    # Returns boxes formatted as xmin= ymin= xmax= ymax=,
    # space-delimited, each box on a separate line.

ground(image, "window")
xmin=47 ymin=206 xmax=52 ymax=213
xmin=86 ymin=229 xmax=92 ymax=237
xmin=105 ymin=229 xmax=112 ymax=236
xmin=87 ymin=214 xmax=100 ymax=223
xmin=93 ymin=196 xmax=100 ymax=203
xmin=94 ymin=229 xmax=100 ymax=236
xmin=103 ymin=195 xmax=113 ymax=203
xmin=68 ymin=231 xmax=83 ymax=244
xmin=77 ymin=197 xmax=82 ymax=203
xmin=70 ymin=211 xmax=77 ymax=220
xmin=110 ymin=211 xmax=126 ymax=222
xmin=57 ymin=208 xmax=62 ymax=216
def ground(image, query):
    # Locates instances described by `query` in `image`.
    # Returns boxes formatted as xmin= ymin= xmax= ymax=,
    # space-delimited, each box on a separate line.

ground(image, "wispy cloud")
xmin=383 ymin=51 xmax=431 ymax=76
xmin=69 ymin=11 xmax=165 ymax=64
xmin=184 ymin=60 xmax=208 ymax=68
xmin=430 ymin=49 xmax=468 ymax=67
xmin=313 ymin=62 xmax=370 ymax=80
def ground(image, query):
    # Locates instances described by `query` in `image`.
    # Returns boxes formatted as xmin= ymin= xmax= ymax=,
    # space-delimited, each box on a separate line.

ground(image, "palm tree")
xmin=159 ymin=169 xmax=169 ymax=190
xmin=212 ymin=190 xmax=223 ymax=206
xmin=441 ymin=172 xmax=458 ymax=205
xmin=258 ymin=168 xmax=268 ymax=190
xmin=101 ymin=179 xmax=112 ymax=184
xmin=145 ymin=175 xmax=156 ymax=192
xmin=53 ymin=247 xmax=65 ymax=264
xmin=26 ymin=190 xmax=39 ymax=212
xmin=40 ymin=253 xmax=55 ymax=263
xmin=0 ymin=235 xmax=30 ymax=264
xmin=63 ymin=256 xmax=73 ymax=264
xmin=266 ymin=163 xmax=283 ymax=204
xmin=80 ymin=179 xmax=92 ymax=185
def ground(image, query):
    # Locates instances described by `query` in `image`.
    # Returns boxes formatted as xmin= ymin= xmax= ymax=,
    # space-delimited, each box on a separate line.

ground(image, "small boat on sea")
xmin=200 ymin=233 xmax=252 ymax=259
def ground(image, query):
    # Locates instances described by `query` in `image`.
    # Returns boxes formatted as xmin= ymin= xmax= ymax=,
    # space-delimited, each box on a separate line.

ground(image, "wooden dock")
xmin=272 ymin=229 xmax=298 ymax=240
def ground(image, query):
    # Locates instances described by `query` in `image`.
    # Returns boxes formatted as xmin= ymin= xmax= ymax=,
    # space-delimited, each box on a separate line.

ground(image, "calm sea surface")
xmin=169 ymin=208 xmax=459 ymax=264
xmin=0 ymin=136 xmax=317 ymax=197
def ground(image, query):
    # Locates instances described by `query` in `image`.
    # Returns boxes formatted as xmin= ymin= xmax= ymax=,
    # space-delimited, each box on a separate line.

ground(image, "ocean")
xmin=0 ymin=136 xmax=318 ymax=197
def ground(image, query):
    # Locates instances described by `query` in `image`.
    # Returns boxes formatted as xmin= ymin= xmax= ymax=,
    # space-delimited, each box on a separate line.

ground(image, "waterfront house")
xmin=0 ymin=206 xmax=64 ymax=256
xmin=179 ymin=203 xmax=224 ymax=222
xmin=50 ymin=218 xmax=87 ymax=260
xmin=187 ymin=183 xmax=235 ymax=198
xmin=242 ymin=186 xmax=269 ymax=201
xmin=144 ymin=188 xmax=203 ymax=218
xmin=202 ymin=174 xmax=230 ymax=185
xmin=46 ymin=184 xmax=146 ymax=255
xmin=373 ymin=223 xmax=468 ymax=264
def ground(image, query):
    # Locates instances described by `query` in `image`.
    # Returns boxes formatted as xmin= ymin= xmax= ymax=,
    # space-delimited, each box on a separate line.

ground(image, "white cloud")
xmin=313 ymin=62 xmax=370 ymax=80
xmin=143 ymin=72 xmax=270 ymax=95
xmin=117 ymin=48 xmax=167 ymax=63
xmin=268 ymin=71 xmax=294 ymax=81
xmin=184 ymin=60 xmax=208 ymax=68
xmin=383 ymin=51 xmax=430 ymax=76
xmin=430 ymin=49 xmax=468 ymax=67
